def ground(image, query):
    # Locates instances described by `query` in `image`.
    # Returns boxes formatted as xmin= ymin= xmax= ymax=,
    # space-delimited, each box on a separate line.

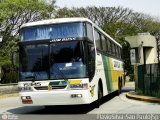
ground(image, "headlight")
xmin=69 ymin=83 xmax=88 ymax=89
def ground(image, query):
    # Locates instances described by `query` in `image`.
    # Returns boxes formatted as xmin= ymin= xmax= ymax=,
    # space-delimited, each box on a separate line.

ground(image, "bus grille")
xmin=51 ymin=85 xmax=67 ymax=89
xmin=34 ymin=86 xmax=48 ymax=90
xmin=34 ymin=85 xmax=67 ymax=90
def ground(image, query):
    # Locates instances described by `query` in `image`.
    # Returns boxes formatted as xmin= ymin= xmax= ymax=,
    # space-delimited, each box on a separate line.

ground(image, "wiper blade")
xmin=25 ymin=75 xmax=35 ymax=82
xmin=25 ymin=76 xmax=35 ymax=79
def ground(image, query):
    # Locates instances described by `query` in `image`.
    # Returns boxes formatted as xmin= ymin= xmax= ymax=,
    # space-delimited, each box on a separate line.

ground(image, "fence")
xmin=138 ymin=63 xmax=160 ymax=98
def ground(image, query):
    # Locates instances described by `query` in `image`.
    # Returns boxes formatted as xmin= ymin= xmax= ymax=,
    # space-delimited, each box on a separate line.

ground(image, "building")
xmin=125 ymin=33 xmax=160 ymax=97
xmin=125 ymin=33 xmax=158 ymax=65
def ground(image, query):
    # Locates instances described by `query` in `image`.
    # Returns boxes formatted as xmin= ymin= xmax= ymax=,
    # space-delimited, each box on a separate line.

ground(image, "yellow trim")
xmin=109 ymin=57 xmax=124 ymax=91
xmin=69 ymin=80 xmax=81 ymax=85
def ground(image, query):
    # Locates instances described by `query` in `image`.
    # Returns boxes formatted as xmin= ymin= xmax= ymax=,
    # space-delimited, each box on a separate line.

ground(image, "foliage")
xmin=1 ymin=63 xmax=18 ymax=83
xmin=136 ymin=88 xmax=143 ymax=95
xmin=56 ymin=6 xmax=160 ymax=78
xmin=0 ymin=0 xmax=55 ymax=65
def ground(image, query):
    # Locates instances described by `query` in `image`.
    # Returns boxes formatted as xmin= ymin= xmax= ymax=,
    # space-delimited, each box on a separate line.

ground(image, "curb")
xmin=0 ymin=83 xmax=18 ymax=86
xmin=0 ymin=93 xmax=19 ymax=99
xmin=126 ymin=92 xmax=160 ymax=103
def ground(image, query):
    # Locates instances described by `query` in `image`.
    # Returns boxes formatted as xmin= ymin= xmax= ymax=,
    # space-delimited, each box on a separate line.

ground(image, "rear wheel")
xmin=118 ymin=77 xmax=122 ymax=95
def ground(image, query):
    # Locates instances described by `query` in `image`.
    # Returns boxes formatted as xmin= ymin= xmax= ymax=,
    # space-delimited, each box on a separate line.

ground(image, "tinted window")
xmin=20 ymin=44 xmax=49 ymax=80
xmin=115 ymin=45 xmax=118 ymax=57
xmin=19 ymin=41 xmax=88 ymax=81
xmin=109 ymin=40 xmax=112 ymax=54
xmin=119 ymin=48 xmax=122 ymax=59
xmin=22 ymin=22 xmax=85 ymax=41
xmin=50 ymin=41 xmax=87 ymax=79
xmin=101 ymin=35 xmax=107 ymax=51
xmin=94 ymin=29 xmax=101 ymax=50
xmin=86 ymin=23 xmax=93 ymax=41
xmin=112 ymin=43 xmax=116 ymax=55
xmin=87 ymin=42 xmax=95 ymax=80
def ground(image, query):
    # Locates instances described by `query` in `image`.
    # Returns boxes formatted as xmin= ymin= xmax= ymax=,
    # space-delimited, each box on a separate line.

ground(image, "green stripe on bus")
xmin=102 ymin=55 xmax=113 ymax=93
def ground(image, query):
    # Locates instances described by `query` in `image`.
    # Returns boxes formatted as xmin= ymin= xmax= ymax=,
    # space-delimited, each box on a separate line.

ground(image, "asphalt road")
xmin=0 ymin=82 xmax=160 ymax=115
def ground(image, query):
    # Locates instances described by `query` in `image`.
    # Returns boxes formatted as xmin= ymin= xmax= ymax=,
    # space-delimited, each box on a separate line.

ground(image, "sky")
xmin=55 ymin=0 xmax=160 ymax=18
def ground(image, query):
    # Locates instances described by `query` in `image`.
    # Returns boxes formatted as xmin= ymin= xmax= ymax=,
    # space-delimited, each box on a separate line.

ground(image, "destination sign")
xmin=50 ymin=37 xmax=76 ymax=42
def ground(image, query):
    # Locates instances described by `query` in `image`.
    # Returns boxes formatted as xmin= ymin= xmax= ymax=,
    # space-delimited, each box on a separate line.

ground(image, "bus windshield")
xmin=20 ymin=41 xmax=87 ymax=81
xmin=21 ymin=22 xmax=85 ymax=41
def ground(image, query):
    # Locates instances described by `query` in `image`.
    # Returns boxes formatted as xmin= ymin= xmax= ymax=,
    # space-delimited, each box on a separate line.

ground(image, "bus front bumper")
xmin=19 ymin=89 xmax=92 ymax=105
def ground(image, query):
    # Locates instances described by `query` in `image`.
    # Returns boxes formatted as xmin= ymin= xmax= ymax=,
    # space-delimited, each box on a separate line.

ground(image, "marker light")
xmin=21 ymin=96 xmax=33 ymax=104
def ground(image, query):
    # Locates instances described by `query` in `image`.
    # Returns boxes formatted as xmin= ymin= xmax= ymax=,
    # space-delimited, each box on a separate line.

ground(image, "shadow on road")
xmin=7 ymin=104 xmax=95 ymax=114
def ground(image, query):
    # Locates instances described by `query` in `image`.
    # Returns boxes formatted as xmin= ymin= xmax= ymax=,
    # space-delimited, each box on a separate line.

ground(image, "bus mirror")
xmin=12 ymin=51 xmax=18 ymax=66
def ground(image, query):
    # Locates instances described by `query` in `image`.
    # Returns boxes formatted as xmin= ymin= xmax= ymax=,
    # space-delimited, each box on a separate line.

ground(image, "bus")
xmin=18 ymin=18 xmax=124 ymax=108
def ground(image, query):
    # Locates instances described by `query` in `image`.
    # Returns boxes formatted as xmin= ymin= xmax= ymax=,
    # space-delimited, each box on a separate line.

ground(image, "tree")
xmin=0 ymin=0 xmax=55 ymax=65
xmin=56 ymin=6 xmax=160 ymax=38
xmin=120 ymin=40 xmax=134 ymax=80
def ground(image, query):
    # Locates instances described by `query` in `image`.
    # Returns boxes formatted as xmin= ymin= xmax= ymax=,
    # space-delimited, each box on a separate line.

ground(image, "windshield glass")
xmin=50 ymin=41 xmax=86 ymax=79
xmin=21 ymin=22 xmax=85 ymax=41
xmin=19 ymin=41 xmax=87 ymax=81
xmin=20 ymin=44 xmax=49 ymax=80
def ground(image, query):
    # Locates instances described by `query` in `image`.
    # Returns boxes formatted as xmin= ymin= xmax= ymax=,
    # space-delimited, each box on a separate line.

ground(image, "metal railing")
xmin=138 ymin=63 xmax=160 ymax=98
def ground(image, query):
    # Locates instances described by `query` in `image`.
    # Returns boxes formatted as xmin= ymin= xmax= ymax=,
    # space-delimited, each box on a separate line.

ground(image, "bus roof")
xmin=21 ymin=17 xmax=121 ymax=47
xmin=21 ymin=18 xmax=92 ymax=28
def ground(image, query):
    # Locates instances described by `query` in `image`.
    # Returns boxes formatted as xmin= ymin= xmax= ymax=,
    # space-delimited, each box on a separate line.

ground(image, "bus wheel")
xmin=117 ymin=77 xmax=122 ymax=95
xmin=94 ymin=84 xmax=102 ymax=108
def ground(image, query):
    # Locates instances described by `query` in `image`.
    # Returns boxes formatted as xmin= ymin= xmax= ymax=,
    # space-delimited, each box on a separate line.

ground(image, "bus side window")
xmin=110 ymin=41 xmax=112 ymax=54
xmin=119 ymin=48 xmax=122 ymax=59
xmin=94 ymin=28 xmax=102 ymax=50
xmin=101 ymin=35 xmax=107 ymax=52
xmin=86 ymin=23 xmax=94 ymax=41
xmin=116 ymin=45 xmax=118 ymax=58
xmin=118 ymin=47 xmax=121 ymax=59
xmin=113 ymin=43 xmax=116 ymax=56
xmin=107 ymin=39 xmax=111 ymax=54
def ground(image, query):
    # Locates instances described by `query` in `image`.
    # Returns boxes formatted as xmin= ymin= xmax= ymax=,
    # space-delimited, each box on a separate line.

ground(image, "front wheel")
xmin=94 ymin=85 xmax=102 ymax=108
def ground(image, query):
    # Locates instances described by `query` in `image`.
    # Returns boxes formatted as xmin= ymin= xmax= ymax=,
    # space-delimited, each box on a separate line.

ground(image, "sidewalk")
xmin=0 ymin=93 xmax=19 ymax=99
xmin=126 ymin=91 xmax=160 ymax=103
xmin=0 ymin=83 xmax=18 ymax=99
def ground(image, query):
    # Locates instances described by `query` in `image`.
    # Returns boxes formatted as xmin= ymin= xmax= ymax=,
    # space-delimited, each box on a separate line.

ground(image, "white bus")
xmin=18 ymin=18 xmax=124 ymax=108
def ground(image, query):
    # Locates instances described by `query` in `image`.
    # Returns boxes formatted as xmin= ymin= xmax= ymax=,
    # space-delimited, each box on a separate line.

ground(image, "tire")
xmin=94 ymin=85 xmax=102 ymax=108
xmin=117 ymin=78 xmax=122 ymax=95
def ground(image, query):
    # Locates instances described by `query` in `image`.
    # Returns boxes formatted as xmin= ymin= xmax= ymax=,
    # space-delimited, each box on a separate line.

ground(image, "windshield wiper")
xmin=25 ymin=75 xmax=35 ymax=82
